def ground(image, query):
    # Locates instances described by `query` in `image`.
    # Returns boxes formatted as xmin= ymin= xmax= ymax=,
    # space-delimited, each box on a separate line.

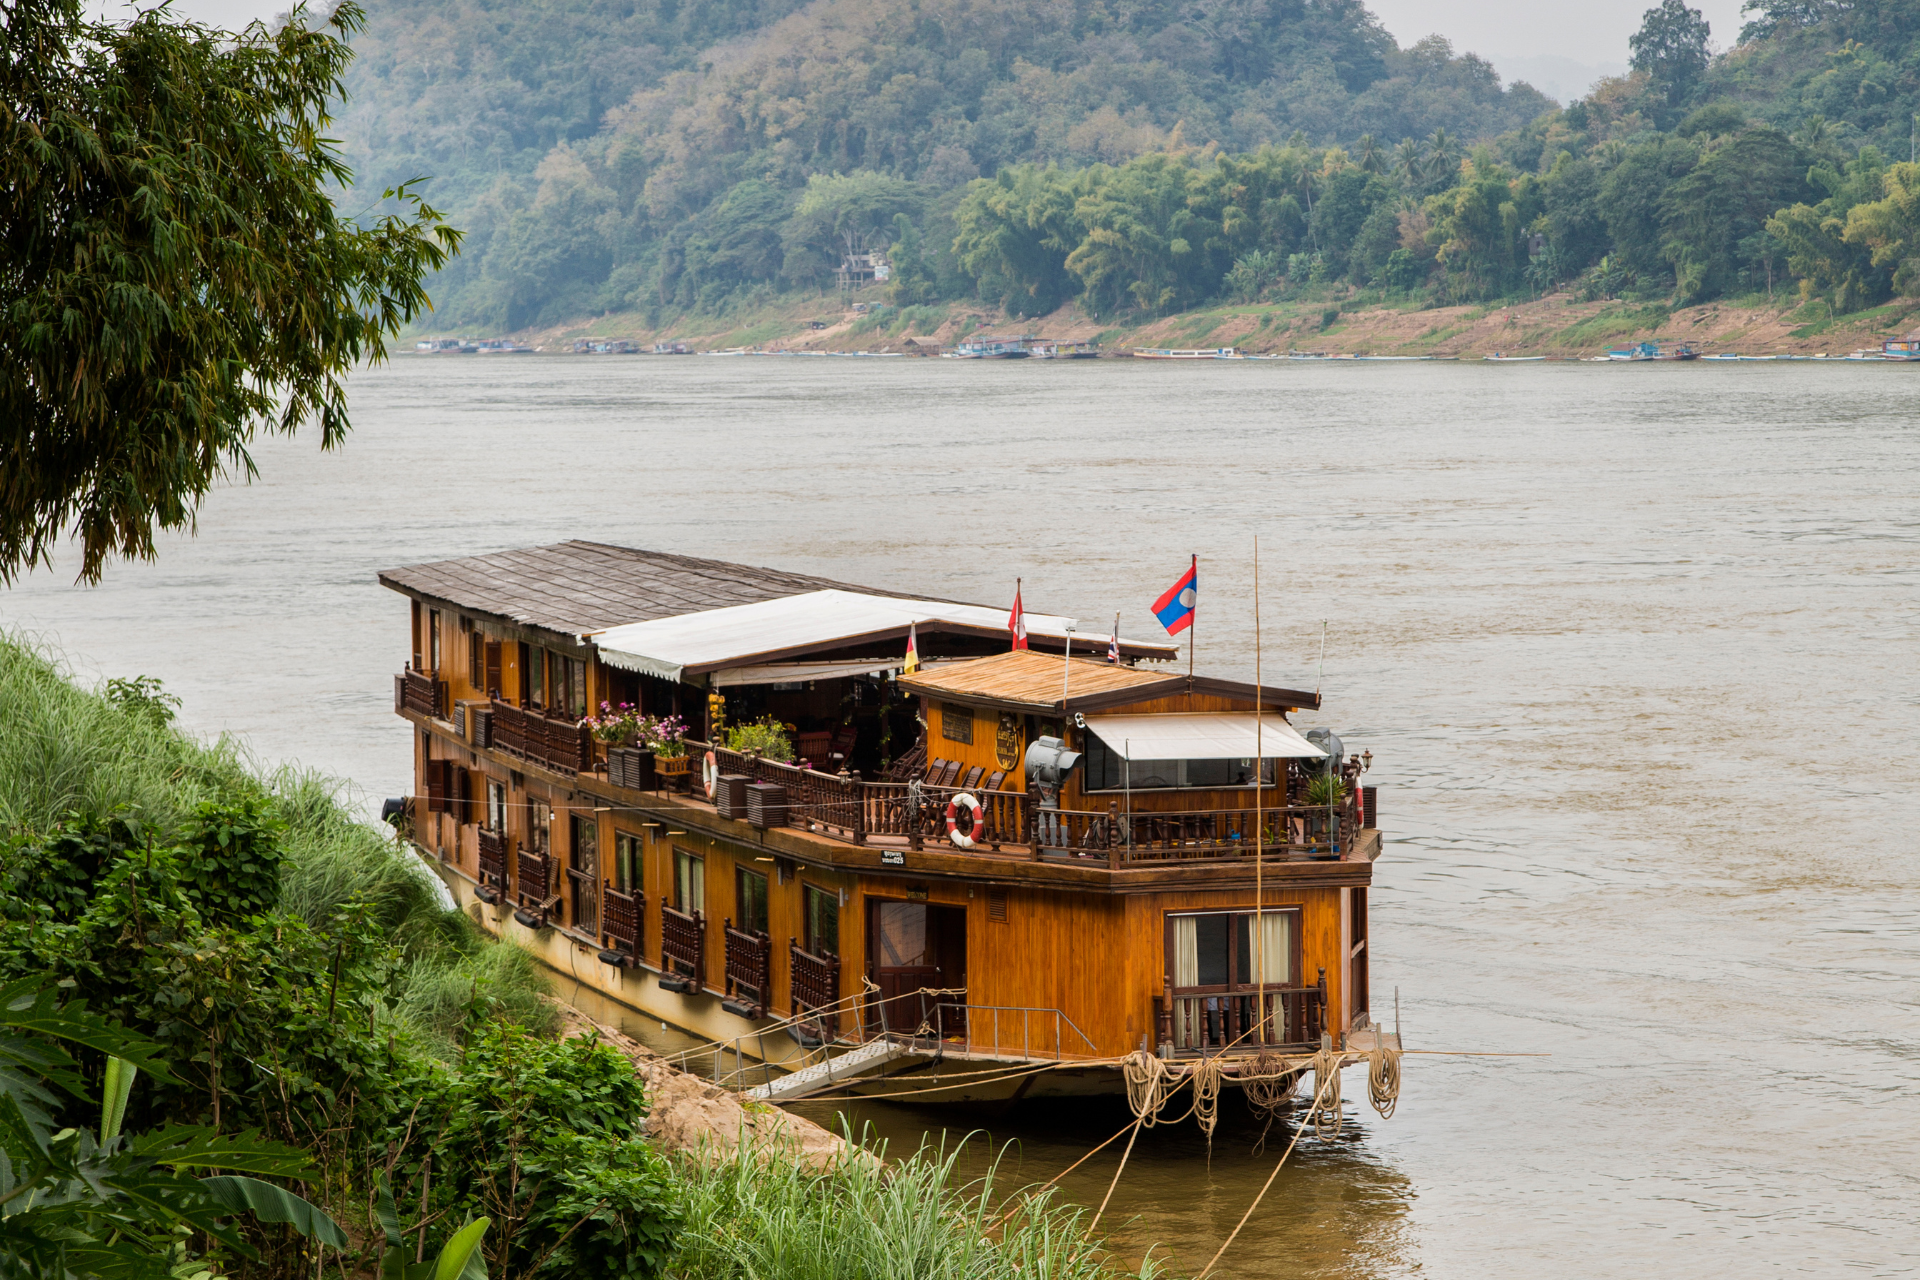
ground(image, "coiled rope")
xmin=1309 ymin=1045 xmax=1344 ymax=1139
xmin=1368 ymin=1038 xmax=1402 ymax=1119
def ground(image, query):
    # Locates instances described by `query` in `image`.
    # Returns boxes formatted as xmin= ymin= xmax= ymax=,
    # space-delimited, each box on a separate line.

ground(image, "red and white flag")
xmin=1108 ymin=612 xmax=1120 ymax=663
xmin=1009 ymin=581 xmax=1028 ymax=650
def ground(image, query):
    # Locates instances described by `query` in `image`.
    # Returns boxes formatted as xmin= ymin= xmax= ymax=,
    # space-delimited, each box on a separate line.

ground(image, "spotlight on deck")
xmin=1024 ymin=735 xmax=1083 ymax=790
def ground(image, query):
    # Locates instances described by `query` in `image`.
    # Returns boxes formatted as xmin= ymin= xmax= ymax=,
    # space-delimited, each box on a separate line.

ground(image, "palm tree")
xmin=1355 ymin=133 xmax=1385 ymax=174
xmin=1393 ymin=137 xmax=1423 ymax=186
xmin=1423 ymin=128 xmax=1462 ymax=186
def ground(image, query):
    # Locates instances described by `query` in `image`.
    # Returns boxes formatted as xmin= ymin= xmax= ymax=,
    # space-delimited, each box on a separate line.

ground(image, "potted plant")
xmin=725 ymin=717 xmax=796 ymax=764
xmin=646 ymin=715 xmax=693 ymax=781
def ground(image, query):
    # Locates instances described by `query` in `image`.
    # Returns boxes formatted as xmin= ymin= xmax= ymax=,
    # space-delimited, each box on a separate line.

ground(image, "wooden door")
xmin=868 ymin=901 xmax=967 ymax=1037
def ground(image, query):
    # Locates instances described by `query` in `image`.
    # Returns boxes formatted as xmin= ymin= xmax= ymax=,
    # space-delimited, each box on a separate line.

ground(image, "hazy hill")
xmin=335 ymin=0 xmax=1554 ymax=327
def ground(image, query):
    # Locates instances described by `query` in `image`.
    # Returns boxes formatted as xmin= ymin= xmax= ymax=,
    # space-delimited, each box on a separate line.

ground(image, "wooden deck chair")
xmin=936 ymin=759 xmax=963 ymax=787
xmin=924 ymin=757 xmax=950 ymax=783
xmin=982 ymin=770 xmax=1006 ymax=792
xmin=959 ymin=765 xmax=985 ymax=792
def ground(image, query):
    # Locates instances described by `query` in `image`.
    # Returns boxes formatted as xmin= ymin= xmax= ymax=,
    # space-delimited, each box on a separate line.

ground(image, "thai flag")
xmin=1152 ymin=559 xmax=1197 ymax=635
xmin=1108 ymin=611 xmax=1120 ymax=663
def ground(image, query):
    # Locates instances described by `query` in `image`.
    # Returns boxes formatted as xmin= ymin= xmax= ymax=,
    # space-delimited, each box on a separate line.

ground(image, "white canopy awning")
xmin=588 ymin=589 xmax=1094 ymax=683
xmin=709 ymin=657 xmax=967 ymax=687
xmin=1084 ymin=713 xmax=1326 ymax=760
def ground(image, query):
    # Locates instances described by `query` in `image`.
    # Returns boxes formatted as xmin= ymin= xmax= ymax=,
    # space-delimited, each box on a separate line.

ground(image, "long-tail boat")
xmin=381 ymin=542 xmax=1388 ymax=1103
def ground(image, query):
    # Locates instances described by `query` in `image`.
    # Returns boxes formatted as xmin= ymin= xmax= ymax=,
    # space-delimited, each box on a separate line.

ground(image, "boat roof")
xmin=896 ymin=649 xmax=1319 ymax=714
xmin=378 ymin=541 xmax=1179 ymax=665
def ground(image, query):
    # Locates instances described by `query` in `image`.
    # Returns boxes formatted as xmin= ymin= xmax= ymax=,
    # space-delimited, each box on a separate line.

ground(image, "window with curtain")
xmin=673 ymin=849 xmax=704 ymax=915
xmin=486 ymin=781 xmax=506 ymax=832
xmin=1166 ymin=910 xmax=1295 ymax=992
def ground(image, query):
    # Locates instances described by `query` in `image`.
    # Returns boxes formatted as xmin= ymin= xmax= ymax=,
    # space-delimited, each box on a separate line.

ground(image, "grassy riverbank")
xmin=423 ymin=289 xmax=1920 ymax=361
xmin=0 ymin=632 xmax=1158 ymax=1279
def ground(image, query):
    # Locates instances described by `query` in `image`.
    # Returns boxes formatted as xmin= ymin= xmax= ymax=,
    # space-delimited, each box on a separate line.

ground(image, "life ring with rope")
xmin=702 ymin=750 xmax=719 ymax=800
xmin=945 ymin=792 xmax=984 ymax=848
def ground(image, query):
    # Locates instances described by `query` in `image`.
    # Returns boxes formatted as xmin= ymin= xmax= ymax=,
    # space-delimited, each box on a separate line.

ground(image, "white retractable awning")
xmin=588 ymin=589 xmax=1094 ymax=683
xmin=710 ymin=658 xmax=958 ymax=687
xmin=1083 ymin=713 xmax=1326 ymax=760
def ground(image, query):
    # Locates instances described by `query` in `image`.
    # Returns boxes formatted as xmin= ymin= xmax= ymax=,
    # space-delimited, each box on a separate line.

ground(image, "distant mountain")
xmin=335 ymin=0 xmax=1553 ymax=327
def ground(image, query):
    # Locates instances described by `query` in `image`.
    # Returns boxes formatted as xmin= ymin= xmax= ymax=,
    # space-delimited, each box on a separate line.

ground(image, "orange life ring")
xmin=945 ymin=792 xmax=984 ymax=848
xmin=702 ymin=750 xmax=719 ymax=800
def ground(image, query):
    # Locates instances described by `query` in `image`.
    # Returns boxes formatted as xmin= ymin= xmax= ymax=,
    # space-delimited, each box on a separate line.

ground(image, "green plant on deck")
xmin=723 ymin=718 xmax=795 ymax=764
xmin=1304 ymin=773 xmax=1349 ymax=806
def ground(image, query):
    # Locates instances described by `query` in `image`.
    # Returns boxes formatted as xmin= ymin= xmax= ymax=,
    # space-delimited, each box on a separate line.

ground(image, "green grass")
xmin=673 ymin=1134 xmax=1165 ymax=1280
xmin=0 ymin=633 xmax=555 ymax=1053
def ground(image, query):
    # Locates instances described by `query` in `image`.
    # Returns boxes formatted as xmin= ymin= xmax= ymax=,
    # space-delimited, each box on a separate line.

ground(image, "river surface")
xmin=4 ymin=356 xmax=1918 ymax=1278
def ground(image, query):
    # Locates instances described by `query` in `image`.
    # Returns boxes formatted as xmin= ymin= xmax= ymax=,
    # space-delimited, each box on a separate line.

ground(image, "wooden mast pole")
xmin=1253 ymin=536 xmax=1265 ymax=1040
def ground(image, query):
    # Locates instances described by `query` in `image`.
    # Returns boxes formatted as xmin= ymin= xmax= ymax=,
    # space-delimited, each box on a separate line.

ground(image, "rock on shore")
xmin=551 ymin=1001 xmax=854 ymax=1171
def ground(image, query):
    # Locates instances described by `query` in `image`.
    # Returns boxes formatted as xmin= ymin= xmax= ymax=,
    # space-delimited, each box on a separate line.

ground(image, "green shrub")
xmin=724 ymin=718 xmax=795 ymax=763
xmin=673 ymin=1134 xmax=1162 ymax=1280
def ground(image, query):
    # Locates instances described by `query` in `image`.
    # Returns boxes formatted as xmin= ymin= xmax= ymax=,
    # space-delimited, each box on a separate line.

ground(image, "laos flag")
xmin=1151 ymin=558 xmax=1197 ymax=635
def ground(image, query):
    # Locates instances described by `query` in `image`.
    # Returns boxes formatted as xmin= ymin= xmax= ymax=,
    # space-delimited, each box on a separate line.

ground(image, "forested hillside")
xmin=332 ymin=0 xmax=1920 ymax=330
xmin=336 ymin=0 xmax=1552 ymax=326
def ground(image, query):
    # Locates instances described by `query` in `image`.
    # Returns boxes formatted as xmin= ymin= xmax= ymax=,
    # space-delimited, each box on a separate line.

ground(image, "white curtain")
xmin=1172 ymin=916 xmax=1199 ymax=1046
xmin=1252 ymin=912 xmax=1291 ymax=986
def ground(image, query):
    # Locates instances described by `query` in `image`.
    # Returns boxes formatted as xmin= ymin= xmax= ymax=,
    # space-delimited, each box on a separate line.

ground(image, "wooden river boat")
xmin=382 ymin=542 xmax=1389 ymax=1105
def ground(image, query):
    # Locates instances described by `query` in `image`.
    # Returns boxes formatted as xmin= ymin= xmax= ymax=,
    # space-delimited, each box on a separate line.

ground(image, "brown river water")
xmin=4 ymin=357 xmax=1917 ymax=1277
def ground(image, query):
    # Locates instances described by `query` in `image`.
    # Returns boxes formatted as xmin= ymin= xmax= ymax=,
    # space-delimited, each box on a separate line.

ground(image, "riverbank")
xmin=416 ymin=290 xmax=1920 ymax=360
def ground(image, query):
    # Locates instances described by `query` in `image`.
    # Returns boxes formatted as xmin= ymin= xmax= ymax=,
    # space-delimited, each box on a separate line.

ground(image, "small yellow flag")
xmin=903 ymin=622 xmax=920 ymax=675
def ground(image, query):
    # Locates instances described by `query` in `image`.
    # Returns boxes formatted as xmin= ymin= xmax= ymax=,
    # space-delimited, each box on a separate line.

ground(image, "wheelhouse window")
xmin=673 ymin=848 xmax=704 ymax=915
xmin=613 ymin=831 xmax=642 ymax=894
xmin=1082 ymin=735 xmax=1278 ymax=792
xmin=736 ymin=867 xmax=769 ymax=934
xmin=803 ymin=884 xmax=839 ymax=957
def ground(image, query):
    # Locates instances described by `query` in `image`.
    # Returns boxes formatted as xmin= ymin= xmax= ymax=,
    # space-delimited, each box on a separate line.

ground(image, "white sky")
xmin=92 ymin=0 xmax=1750 ymax=102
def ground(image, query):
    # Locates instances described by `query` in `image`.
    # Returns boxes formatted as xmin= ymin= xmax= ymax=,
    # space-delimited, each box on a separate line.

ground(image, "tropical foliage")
xmin=0 ymin=0 xmax=459 ymax=585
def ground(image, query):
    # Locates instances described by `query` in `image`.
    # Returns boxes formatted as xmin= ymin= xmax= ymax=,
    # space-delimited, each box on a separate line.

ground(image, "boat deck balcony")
xmin=645 ymin=740 xmax=1379 ymax=876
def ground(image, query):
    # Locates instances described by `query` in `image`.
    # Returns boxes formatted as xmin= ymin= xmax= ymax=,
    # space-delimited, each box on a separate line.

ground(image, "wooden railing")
xmin=681 ymin=739 xmax=1367 ymax=867
xmin=1038 ymin=797 xmax=1365 ymax=864
xmin=477 ymin=828 xmax=509 ymax=895
xmin=513 ymin=847 xmax=552 ymax=925
xmin=397 ymin=668 xmax=446 ymax=719
xmin=603 ymin=885 xmax=642 ymax=956
xmin=488 ymin=698 xmax=591 ymax=775
xmin=789 ymin=943 xmax=841 ymax=1039
xmin=661 ymin=904 xmax=705 ymax=984
xmin=1154 ymin=969 xmax=1327 ymax=1055
xmin=722 ymin=923 xmax=772 ymax=1017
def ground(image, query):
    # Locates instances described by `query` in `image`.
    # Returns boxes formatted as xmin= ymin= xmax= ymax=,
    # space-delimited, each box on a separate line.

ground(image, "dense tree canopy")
xmin=0 ymin=0 xmax=457 ymax=584
xmin=328 ymin=0 xmax=1920 ymax=329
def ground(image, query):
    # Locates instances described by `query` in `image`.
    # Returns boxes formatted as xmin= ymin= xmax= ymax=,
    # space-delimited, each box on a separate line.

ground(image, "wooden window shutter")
xmin=454 ymin=767 xmax=472 ymax=824
xmin=987 ymin=888 xmax=1008 ymax=923
xmin=484 ymin=641 xmax=502 ymax=699
xmin=425 ymin=759 xmax=448 ymax=813
xmin=469 ymin=632 xmax=484 ymax=689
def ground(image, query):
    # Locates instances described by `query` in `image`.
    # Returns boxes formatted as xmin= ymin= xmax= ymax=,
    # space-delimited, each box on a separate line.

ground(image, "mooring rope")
xmin=1193 ymin=1066 xmax=1340 ymax=1280
xmin=1368 ymin=1038 xmax=1402 ymax=1119
xmin=1309 ymin=1044 xmax=1344 ymax=1139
